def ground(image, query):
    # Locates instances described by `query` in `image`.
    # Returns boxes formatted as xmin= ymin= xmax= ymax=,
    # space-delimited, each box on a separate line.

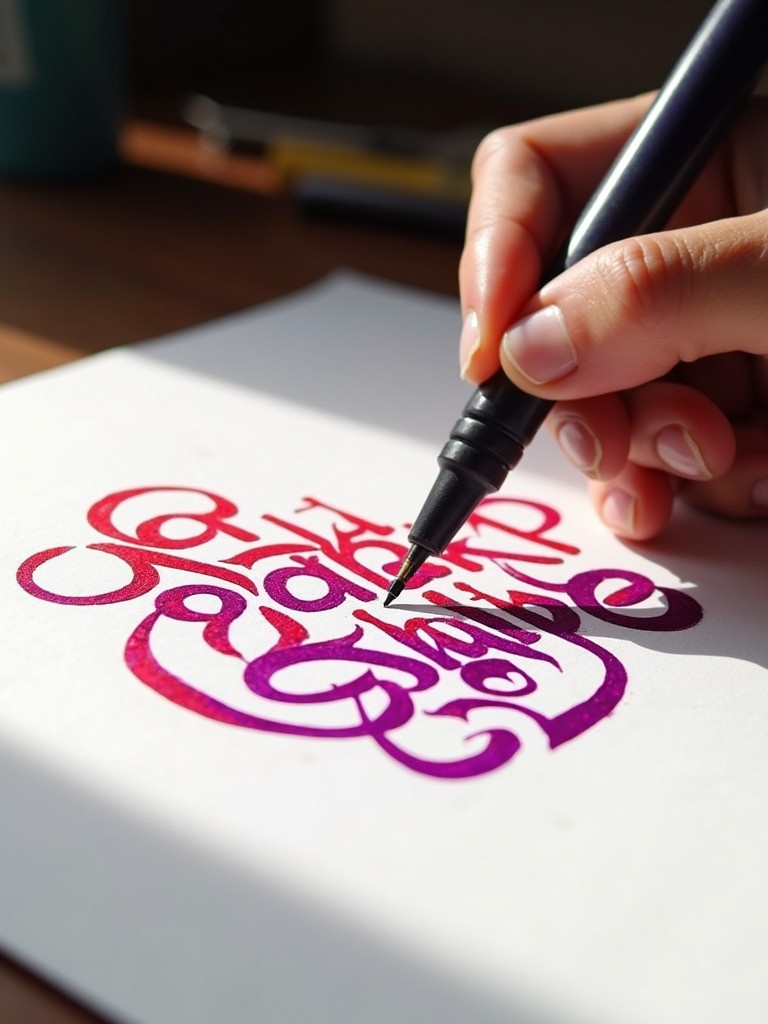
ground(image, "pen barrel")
xmin=561 ymin=0 xmax=768 ymax=269
xmin=451 ymin=369 xmax=553 ymax=477
xmin=408 ymin=375 xmax=552 ymax=554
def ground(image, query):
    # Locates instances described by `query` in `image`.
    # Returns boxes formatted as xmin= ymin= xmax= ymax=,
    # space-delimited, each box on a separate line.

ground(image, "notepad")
xmin=1 ymin=273 xmax=767 ymax=1024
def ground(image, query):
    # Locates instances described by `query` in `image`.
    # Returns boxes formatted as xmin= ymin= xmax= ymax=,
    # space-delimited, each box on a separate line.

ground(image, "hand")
xmin=458 ymin=94 xmax=768 ymax=540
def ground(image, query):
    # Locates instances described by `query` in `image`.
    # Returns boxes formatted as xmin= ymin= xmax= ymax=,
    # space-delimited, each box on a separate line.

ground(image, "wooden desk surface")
xmin=0 ymin=122 xmax=461 ymax=359
xmin=0 ymin=122 xmax=463 ymax=1024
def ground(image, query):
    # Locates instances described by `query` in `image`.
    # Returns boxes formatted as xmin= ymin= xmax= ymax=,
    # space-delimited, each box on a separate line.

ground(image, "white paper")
xmin=1 ymin=272 xmax=767 ymax=1024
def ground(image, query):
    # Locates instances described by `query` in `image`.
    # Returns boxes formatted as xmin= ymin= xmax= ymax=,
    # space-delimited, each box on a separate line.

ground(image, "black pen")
xmin=385 ymin=0 xmax=768 ymax=606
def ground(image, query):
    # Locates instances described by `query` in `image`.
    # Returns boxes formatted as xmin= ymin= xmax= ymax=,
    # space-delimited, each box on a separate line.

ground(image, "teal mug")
xmin=0 ymin=0 xmax=123 ymax=180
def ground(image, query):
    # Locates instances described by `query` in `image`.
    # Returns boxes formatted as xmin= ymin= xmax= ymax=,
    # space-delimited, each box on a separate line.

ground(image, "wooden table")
xmin=0 ymin=120 xmax=463 ymax=1024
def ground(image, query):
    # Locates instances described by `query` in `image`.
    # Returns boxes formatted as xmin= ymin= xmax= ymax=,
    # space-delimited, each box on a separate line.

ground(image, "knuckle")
xmin=471 ymin=127 xmax=515 ymax=179
xmin=470 ymin=125 xmax=530 ymax=186
xmin=747 ymin=211 xmax=768 ymax=263
xmin=596 ymin=235 xmax=700 ymax=338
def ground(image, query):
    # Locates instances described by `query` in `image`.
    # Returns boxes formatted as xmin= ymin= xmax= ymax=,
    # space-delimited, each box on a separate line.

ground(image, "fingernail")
xmin=501 ymin=306 xmax=577 ymax=384
xmin=459 ymin=310 xmax=481 ymax=380
xmin=601 ymin=489 xmax=636 ymax=533
xmin=556 ymin=418 xmax=602 ymax=475
xmin=751 ymin=479 xmax=768 ymax=508
xmin=655 ymin=425 xmax=711 ymax=479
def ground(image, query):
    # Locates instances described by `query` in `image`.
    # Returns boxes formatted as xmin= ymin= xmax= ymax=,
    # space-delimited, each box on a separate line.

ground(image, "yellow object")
xmin=269 ymin=136 xmax=471 ymax=201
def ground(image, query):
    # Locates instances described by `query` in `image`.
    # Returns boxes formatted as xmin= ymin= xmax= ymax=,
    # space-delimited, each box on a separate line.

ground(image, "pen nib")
xmin=383 ymin=579 xmax=404 ymax=608
xmin=383 ymin=543 xmax=431 ymax=607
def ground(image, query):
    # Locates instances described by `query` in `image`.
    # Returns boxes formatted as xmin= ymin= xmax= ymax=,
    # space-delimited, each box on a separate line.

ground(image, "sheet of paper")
xmin=1 ymin=272 xmax=767 ymax=1024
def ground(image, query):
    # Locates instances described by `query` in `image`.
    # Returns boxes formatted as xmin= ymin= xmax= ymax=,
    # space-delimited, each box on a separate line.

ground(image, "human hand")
xmin=458 ymin=94 xmax=768 ymax=540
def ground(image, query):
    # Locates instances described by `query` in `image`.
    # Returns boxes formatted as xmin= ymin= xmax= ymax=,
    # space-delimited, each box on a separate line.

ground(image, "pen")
xmin=183 ymin=93 xmax=475 ymax=202
xmin=385 ymin=0 xmax=768 ymax=606
xmin=183 ymin=94 xmax=486 ymax=163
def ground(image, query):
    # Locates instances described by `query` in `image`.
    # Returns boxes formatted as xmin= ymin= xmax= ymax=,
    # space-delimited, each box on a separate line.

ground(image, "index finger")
xmin=459 ymin=94 xmax=653 ymax=384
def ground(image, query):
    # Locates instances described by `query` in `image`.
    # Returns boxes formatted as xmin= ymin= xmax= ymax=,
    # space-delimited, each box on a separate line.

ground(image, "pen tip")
xmin=383 ymin=542 xmax=431 ymax=608
xmin=383 ymin=578 xmax=404 ymax=607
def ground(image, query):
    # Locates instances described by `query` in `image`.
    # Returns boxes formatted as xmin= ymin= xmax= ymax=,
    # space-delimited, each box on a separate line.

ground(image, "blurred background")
xmin=128 ymin=0 xmax=718 ymax=131
xmin=0 ymin=0 xmax=754 ymax=368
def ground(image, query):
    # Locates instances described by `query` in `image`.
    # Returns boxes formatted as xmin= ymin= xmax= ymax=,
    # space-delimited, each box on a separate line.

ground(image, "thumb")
xmin=498 ymin=211 xmax=768 ymax=400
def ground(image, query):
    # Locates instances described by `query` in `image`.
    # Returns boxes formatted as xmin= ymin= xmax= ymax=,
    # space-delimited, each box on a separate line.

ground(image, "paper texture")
xmin=1 ymin=272 xmax=767 ymax=1024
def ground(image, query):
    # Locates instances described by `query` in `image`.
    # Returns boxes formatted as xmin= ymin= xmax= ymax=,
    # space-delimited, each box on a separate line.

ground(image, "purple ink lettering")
xmin=16 ymin=485 xmax=704 ymax=780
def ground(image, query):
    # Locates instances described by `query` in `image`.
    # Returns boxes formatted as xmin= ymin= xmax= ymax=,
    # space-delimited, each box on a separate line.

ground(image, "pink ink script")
xmin=16 ymin=486 xmax=702 ymax=779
